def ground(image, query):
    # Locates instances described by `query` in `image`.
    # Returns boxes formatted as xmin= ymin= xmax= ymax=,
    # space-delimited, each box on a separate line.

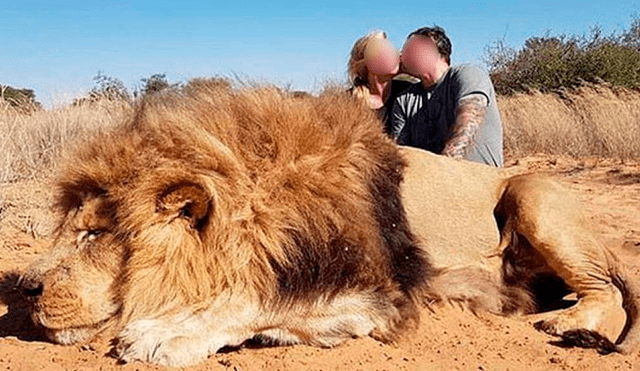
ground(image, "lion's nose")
xmin=19 ymin=276 xmax=44 ymax=300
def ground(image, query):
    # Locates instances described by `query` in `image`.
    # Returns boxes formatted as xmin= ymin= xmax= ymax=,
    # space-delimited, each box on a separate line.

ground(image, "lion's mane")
xmin=56 ymin=80 xmax=433 ymax=337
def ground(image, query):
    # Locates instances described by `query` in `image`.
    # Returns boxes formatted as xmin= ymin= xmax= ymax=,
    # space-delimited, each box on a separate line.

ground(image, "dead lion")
xmin=19 ymin=81 xmax=639 ymax=366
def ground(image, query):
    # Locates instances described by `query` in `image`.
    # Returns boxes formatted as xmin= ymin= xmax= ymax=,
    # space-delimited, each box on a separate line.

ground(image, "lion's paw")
xmin=532 ymin=304 xmax=624 ymax=354
xmin=115 ymin=320 xmax=211 ymax=367
xmin=532 ymin=312 xmax=579 ymax=337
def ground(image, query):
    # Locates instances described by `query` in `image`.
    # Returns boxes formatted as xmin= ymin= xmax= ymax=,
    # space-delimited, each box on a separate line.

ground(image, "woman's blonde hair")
xmin=347 ymin=30 xmax=387 ymax=101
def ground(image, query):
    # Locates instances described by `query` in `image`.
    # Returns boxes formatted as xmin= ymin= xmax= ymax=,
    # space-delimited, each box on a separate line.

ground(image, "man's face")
xmin=401 ymin=35 xmax=445 ymax=85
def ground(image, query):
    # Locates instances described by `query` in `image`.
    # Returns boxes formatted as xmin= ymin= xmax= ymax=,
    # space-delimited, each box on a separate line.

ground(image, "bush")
xmin=0 ymin=85 xmax=40 ymax=112
xmin=74 ymin=72 xmax=132 ymax=105
xmin=486 ymin=15 xmax=640 ymax=94
xmin=136 ymin=73 xmax=171 ymax=97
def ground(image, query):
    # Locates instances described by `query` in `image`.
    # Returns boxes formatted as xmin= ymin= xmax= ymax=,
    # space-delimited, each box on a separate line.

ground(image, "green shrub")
xmin=486 ymin=16 xmax=640 ymax=94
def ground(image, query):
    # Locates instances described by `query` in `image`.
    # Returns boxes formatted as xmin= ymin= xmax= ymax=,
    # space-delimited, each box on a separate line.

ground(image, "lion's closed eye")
xmin=76 ymin=229 xmax=105 ymax=245
xmin=87 ymin=229 xmax=103 ymax=240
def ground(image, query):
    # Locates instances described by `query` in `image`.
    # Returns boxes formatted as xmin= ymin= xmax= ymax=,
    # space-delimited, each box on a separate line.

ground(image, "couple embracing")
xmin=348 ymin=26 xmax=503 ymax=167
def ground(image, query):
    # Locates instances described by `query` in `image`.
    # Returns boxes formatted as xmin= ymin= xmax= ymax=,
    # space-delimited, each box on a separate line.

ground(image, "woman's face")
xmin=401 ymin=35 xmax=444 ymax=85
xmin=364 ymin=38 xmax=400 ymax=77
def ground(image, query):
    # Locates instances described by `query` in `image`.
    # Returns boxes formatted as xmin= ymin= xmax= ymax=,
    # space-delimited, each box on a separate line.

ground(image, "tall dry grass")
xmin=498 ymin=84 xmax=640 ymax=159
xmin=0 ymin=98 xmax=131 ymax=183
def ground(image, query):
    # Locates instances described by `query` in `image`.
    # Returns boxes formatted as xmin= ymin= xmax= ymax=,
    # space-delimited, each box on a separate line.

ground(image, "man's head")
xmin=401 ymin=26 xmax=451 ymax=87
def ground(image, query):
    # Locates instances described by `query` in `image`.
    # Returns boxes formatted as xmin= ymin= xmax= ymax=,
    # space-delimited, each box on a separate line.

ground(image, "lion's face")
xmin=21 ymin=161 xmax=219 ymax=345
xmin=21 ymin=193 xmax=124 ymax=344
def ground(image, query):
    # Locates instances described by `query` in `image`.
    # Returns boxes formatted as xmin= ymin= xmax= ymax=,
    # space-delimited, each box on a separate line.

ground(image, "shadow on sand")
xmin=0 ymin=271 xmax=45 ymax=341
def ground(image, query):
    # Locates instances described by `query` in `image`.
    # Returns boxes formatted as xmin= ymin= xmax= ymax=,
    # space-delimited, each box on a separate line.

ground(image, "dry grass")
xmin=0 ymin=98 xmax=131 ymax=183
xmin=498 ymin=84 xmax=640 ymax=159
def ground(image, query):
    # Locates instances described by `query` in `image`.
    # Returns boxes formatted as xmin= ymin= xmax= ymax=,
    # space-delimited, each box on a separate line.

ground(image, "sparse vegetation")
xmin=481 ymin=14 xmax=640 ymax=160
xmin=0 ymin=96 xmax=131 ymax=238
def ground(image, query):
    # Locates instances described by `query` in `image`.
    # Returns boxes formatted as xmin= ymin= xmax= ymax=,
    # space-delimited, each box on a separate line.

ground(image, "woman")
xmin=347 ymin=31 xmax=401 ymax=118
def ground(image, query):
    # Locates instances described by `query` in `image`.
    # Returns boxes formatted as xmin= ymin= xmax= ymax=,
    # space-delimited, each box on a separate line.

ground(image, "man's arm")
xmin=441 ymin=93 xmax=488 ymax=159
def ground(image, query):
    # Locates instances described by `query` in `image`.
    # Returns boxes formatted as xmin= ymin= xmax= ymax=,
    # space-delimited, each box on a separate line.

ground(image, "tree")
xmin=137 ymin=73 xmax=170 ymax=97
xmin=74 ymin=72 xmax=131 ymax=105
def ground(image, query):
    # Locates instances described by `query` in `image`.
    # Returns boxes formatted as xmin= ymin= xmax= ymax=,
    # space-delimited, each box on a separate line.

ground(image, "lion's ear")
xmin=157 ymin=183 xmax=211 ymax=229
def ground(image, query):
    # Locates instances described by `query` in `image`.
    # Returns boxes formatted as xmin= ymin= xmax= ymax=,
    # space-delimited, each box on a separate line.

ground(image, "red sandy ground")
xmin=1 ymin=155 xmax=639 ymax=371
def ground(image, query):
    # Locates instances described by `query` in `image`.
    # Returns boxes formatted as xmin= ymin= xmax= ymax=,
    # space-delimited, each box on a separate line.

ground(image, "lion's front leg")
xmin=116 ymin=318 xmax=225 ymax=366
xmin=115 ymin=294 xmax=262 ymax=367
xmin=500 ymin=174 xmax=628 ymax=352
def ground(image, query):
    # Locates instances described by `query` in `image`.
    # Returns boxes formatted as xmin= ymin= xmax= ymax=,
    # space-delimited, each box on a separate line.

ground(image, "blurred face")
xmin=364 ymin=38 xmax=400 ymax=77
xmin=401 ymin=35 xmax=446 ymax=85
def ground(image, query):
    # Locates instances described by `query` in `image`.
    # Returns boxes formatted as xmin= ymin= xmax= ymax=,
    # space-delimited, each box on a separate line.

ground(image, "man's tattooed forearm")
xmin=442 ymin=94 xmax=488 ymax=159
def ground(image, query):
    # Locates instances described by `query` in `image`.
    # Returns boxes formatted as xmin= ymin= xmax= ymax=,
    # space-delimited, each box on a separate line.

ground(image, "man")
xmin=387 ymin=26 xmax=504 ymax=167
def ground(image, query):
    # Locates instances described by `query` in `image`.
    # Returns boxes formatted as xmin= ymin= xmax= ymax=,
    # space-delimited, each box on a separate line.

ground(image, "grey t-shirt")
xmin=387 ymin=64 xmax=504 ymax=167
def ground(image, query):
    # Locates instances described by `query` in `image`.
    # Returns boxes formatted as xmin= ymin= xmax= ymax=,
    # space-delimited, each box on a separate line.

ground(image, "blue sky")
xmin=2 ymin=1 xmax=638 ymax=108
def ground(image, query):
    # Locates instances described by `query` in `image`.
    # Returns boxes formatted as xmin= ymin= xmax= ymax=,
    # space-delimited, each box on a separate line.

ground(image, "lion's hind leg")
xmin=498 ymin=174 xmax=630 ymax=353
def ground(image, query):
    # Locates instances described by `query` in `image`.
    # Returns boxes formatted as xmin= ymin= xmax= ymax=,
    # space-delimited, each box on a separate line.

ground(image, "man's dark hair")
xmin=407 ymin=26 xmax=452 ymax=65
